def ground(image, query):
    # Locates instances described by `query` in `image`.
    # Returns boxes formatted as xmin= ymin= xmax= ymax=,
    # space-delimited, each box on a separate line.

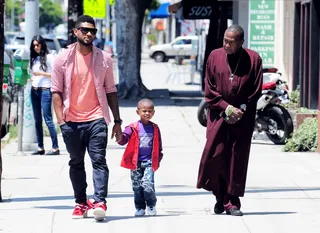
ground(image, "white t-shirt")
xmin=31 ymin=53 xmax=55 ymax=88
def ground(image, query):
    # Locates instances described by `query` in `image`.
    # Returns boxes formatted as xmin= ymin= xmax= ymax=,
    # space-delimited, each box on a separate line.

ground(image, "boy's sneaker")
xmin=72 ymin=203 xmax=88 ymax=219
xmin=93 ymin=202 xmax=107 ymax=221
xmin=147 ymin=206 xmax=157 ymax=216
xmin=135 ymin=209 xmax=146 ymax=217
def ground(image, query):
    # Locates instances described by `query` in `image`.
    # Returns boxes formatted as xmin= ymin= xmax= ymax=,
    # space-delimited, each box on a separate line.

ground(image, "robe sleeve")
xmin=247 ymin=56 xmax=263 ymax=109
xmin=204 ymin=56 xmax=229 ymax=111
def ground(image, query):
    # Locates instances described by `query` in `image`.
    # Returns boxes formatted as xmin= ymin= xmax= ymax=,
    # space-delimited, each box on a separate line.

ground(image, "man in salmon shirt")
xmin=51 ymin=15 xmax=123 ymax=221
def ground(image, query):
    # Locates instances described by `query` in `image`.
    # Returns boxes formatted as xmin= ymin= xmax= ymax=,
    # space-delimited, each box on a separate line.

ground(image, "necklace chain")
xmin=76 ymin=52 xmax=93 ymax=79
xmin=226 ymin=49 xmax=243 ymax=82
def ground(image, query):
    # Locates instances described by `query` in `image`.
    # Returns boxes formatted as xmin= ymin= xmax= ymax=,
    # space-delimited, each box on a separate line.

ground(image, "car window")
xmin=13 ymin=37 xmax=25 ymax=45
xmin=173 ymin=39 xmax=192 ymax=45
xmin=45 ymin=39 xmax=56 ymax=51
xmin=58 ymin=38 xmax=68 ymax=48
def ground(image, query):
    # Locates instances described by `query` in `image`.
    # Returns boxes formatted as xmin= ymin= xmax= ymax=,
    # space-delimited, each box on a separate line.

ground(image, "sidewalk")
xmin=1 ymin=98 xmax=320 ymax=233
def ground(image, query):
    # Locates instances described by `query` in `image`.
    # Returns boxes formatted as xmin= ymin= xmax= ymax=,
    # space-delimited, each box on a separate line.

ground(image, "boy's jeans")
xmin=131 ymin=160 xmax=157 ymax=210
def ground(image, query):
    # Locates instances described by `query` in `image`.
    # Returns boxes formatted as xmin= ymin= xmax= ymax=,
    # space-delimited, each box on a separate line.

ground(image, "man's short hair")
xmin=75 ymin=15 xmax=96 ymax=28
xmin=227 ymin=25 xmax=244 ymax=41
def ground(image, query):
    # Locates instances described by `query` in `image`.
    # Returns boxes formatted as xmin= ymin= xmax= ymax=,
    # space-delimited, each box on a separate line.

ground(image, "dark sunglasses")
xmin=77 ymin=27 xmax=97 ymax=35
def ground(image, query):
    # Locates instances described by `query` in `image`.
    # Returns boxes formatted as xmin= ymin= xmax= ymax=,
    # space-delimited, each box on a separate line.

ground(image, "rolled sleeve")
xmin=104 ymin=55 xmax=117 ymax=93
xmin=51 ymin=55 xmax=64 ymax=93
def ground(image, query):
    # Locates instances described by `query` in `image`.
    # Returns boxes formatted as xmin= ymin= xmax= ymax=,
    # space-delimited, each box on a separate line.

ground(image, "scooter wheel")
xmin=197 ymin=99 xmax=208 ymax=127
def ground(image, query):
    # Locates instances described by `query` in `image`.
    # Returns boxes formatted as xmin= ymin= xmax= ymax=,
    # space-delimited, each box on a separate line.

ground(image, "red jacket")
xmin=120 ymin=121 xmax=163 ymax=172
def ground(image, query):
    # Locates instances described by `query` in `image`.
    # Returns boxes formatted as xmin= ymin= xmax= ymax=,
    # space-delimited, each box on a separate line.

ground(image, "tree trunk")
xmin=0 ymin=0 xmax=5 ymax=202
xmin=67 ymin=0 xmax=83 ymax=44
xmin=115 ymin=0 xmax=151 ymax=99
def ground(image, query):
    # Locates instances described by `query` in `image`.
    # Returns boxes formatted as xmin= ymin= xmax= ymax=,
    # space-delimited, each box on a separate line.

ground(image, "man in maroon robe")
xmin=197 ymin=25 xmax=263 ymax=216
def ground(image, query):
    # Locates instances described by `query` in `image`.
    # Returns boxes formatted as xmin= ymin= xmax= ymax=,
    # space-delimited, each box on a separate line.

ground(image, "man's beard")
xmin=78 ymin=38 xmax=93 ymax=46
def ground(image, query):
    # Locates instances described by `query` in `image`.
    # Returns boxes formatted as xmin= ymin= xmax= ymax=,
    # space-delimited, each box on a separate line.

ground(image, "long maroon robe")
xmin=197 ymin=47 xmax=263 ymax=198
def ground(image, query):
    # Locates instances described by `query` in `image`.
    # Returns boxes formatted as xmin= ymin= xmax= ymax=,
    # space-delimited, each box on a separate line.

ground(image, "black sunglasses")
xmin=77 ymin=27 xmax=97 ymax=35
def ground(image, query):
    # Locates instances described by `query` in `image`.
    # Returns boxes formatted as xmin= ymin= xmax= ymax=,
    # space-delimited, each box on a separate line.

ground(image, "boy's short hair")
xmin=75 ymin=15 xmax=96 ymax=28
xmin=137 ymin=98 xmax=154 ymax=109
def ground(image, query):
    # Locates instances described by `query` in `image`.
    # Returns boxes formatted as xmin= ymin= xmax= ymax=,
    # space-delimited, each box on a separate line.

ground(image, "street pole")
xmin=25 ymin=0 xmax=39 ymax=47
xmin=11 ymin=0 xmax=15 ymax=31
xmin=67 ymin=0 xmax=83 ymax=44
xmin=17 ymin=86 xmax=24 ymax=154
xmin=0 ymin=0 xmax=5 ymax=201
xmin=19 ymin=0 xmax=39 ymax=152
xmin=106 ymin=0 xmax=110 ymax=43
xmin=111 ymin=4 xmax=116 ymax=55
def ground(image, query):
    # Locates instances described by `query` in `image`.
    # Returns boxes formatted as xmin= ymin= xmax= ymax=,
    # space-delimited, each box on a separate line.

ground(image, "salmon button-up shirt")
xmin=51 ymin=43 xmax=117 ymax=124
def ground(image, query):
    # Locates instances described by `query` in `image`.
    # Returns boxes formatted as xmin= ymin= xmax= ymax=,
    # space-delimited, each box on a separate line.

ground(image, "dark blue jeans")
xmin=31 ymin=88 xmax=58 ymax=149
xmin=60 ymin=118 xmax=109 ymax=204
xmin=131 ymin=160 xmax=157 ymax=210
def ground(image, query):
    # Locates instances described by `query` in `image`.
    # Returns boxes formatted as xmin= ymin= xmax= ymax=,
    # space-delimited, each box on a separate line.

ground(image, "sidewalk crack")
xmin=51 ymin=212 xmax=56 ymax=233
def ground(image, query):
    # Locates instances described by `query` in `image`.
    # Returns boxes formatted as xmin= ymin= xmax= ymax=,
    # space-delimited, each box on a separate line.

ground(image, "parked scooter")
xmin=197 ymin=68 xmax=294 ymax=145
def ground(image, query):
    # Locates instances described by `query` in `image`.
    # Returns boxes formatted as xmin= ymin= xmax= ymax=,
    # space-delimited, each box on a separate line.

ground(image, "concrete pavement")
xmin=1 ymin=98 xmax=320 ymax=233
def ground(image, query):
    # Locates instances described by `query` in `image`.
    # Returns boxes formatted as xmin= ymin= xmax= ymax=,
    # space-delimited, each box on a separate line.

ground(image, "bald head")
xmin=137 ymin=98 xmax=154 ymax=109
xmin=226 ymin=25 xmax=244 ymax=41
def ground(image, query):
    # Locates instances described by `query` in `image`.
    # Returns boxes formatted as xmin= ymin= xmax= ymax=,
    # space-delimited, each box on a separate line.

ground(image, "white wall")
xmin=274 ymin=0 xmax=295 ymax=88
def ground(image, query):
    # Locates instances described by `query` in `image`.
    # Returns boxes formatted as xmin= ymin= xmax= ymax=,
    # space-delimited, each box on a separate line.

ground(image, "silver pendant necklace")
xmin=226 ymin=49 xmax=243 ymax=82
xmin=76 ymin=51 xmax=93 ymax=79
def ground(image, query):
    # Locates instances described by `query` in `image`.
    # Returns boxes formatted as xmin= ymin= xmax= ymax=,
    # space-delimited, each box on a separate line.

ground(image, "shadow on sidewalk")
xmin=8 ymin=191 xmax=209 ymax=203
xmin=243 ymin=211 xmax=297 ymax=216
xmin=246 ymin=187 xmax=320 ymax=193
xmin=119 ymin=98 xmax=202 ymax=108
xmin=118 ymin=90 xmax=203 ymax=108
xmin=7 ymin=187 xmax=320 ymax=203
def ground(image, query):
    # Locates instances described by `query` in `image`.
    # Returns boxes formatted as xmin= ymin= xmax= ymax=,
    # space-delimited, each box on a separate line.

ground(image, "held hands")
xmin=111 ymin=123 xmax=123 ymax=143
xmin=225 ymin=105 xmax=244 ymax=124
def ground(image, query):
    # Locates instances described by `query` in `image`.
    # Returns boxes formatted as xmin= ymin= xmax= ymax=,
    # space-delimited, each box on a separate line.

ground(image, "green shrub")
xmin=9 ymin=125 xmax=18 ymax=140
xmin=147 ymin=31 xmax=157 ymax=45
xmin=283 ymin=117 xmax=318 ymax=152
xmin=282 ymin=86 xmax=300 ymax=109
xmin=296 ymin=107 xmax=317 ymax=114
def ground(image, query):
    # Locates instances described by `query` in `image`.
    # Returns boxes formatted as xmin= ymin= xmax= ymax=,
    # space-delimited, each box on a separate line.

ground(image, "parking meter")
xmin=3 ymin=52 xmax=10 ymax=94
xmin=13 ymin=49 xmax=30 ymax=86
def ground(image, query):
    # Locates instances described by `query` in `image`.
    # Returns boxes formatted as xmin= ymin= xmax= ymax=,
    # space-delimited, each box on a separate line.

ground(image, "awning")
xmin=149 ymin=3 xmax=170 ymax=19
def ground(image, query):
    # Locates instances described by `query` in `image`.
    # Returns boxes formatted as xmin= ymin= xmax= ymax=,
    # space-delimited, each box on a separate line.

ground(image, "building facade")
xmin=292 ymin=0 xmax=320 ymax=109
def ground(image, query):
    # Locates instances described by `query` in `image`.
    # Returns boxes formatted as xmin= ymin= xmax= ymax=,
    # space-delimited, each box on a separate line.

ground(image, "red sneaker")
xmin=93 ymin=202 xmax=107 ymax=221
xmin=72 ymin=203 xmax=88 ymax=219
xmin=87 ymin=199 xmax=93 ymax=210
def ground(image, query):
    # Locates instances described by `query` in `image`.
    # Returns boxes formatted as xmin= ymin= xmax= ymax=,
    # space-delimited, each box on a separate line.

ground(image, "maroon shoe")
xmin=226 ymin=207 xmax=243 ymax=216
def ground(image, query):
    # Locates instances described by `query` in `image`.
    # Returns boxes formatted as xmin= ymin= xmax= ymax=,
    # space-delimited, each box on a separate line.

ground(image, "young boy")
xmin=117 ymin=98 xmax=163 ymax=217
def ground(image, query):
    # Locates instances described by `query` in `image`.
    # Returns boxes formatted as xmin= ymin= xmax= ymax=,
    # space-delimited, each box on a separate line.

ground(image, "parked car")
xmin=6 ymin=34 xmax=62 ymax=53
xmin=149 ymin=36 xmax=198 ymax=62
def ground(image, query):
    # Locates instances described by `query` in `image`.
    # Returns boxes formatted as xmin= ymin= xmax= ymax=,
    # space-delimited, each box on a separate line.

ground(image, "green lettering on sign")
xmin=249 ymin=22 xmax=275 ymax=42
xmin=250 ymin=44 xmax=274 ymax=66
xmin=250 ymin=0 xmax=275 ymax=21
xmin=249 ymin=0 xmax=275 ymax=68
xmin=84 ymin=0 xmax=106 ymax=19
